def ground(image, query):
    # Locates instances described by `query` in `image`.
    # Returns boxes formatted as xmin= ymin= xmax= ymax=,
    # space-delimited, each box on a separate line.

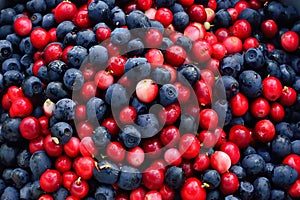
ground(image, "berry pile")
xmin=0 ymin=0 xmax=299 ymax=199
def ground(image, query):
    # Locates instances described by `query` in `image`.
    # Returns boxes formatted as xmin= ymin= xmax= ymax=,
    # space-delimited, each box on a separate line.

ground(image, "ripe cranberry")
xmin=105 ymin=42 xmax=120 ymax=57
xmin=137 ymin=0 xmax=152 ymax=11
xmin=211 ymin=151 xmax=231 ymax=174
xmin=205 ymin=8 xmax=215 ymax=23
xmin=101 ymin=117 xmax=120 ymax=137
xmin=159 ymin=103 xmax=181 ymax=125
xmin=230 ymin=93 xmax=249 ymax=116
xmin=9 ymin=97 xmax=33 ymax=118
xmin=220 ymin=172 xmax=239 ymax=195
xmin=48 ymin=28 xmax=57 ymax=42
xmin=254 ymin=119 xmax=275 ymax=143
xmin=29 ymin=136 xmax=44 ymax=154
xmin=208 ymin=0 xmax=217 ymax=10
xmin=7 ymin=86 xmax=24 ymax=101
xmin=66 ymin=196 xmax=80 ymax=200
xmin=234 ymin=0 xmax=250 ymax=14
xmin=261 ymin=19 xmax=278 ymax=39
xmin=145 ymin=8 xmax=157 ymax=19
xmin=73 ymin=156 xmax=95 ymax=180
xmin=194 ymin=80 xmax=212 ymax=107
xmin=204 ymin=32 xmax=218 ymax=45
xmin=199 ymin=69 xmax=215 ymax=87
xmin=32 ymin=59 xmax=45 ymax=76
xmin=142 ymin=167 xmax=164 ymax=190
xmin=173 ymin=82 xmax=191 ymax=103
xmin=61 ymin=46 xmax=73 ymax=64
xmin=283 ymin=154 xmax=300 ymax=178
xmin=199 ymin=109 xmax=218 ymax=130
xmin=136 ymin=79 xmax=158 ymax=103
xmin=70 ymin=178 xmax=89 ymax=199
xmin=211 ymin=43 xmax=227 ymax=60
xmin=145 ymin=28 xmax=163 ymax=48
xmin=161 ymin=64 xmax=177 ymax=83
xmin=199 ymin=130 xmax=216 ymax=148
xmin=107 ymin=56 xmax=126 ymax=76
xmin=75 ymin=105 xmax=86 ymax=122
xmin=220 ymin=142 xmax=240 ymax=165
xmin=64 ymin=137 xmax=80 ymax=158
xmin=178 ymin=0 xmax=194 ymax=7
xmin=76 ymin=121 xmax=94 ymax=139
xmin=279 ymin=86 xmax=297 ymax=106
xmin=180 ymin=177 xmax=206 ymax=200
xmin=80 ymin=82 xmax=98 ymax=102
xmin=262 ymin=76 xmax=283 ymax=101
xmin=281 ymin=31 xmax=300 ymax=52
xmin=266 ymin=43 xmax=275 ymax=52
xmin=145 ymin=49 xmax=164 ymax=67
xmin=30 ymin=28 xmax=50 ymax=49
xmin=126 ymin=146 xmax=145 ymax=167
xmin=143 ymin=137 xmax=163 ymax=159
xmin=228 ymin=125 xmax=251 ymax=149
xmin=54 ymin=1 xmax=78 ymax=23
xmin=164 ymin=148 xmax=182 ymax=166
xmin=179 ymin=134 xmax=200 ymax=159
xmin=144 ymin=191 xmax=162 ymax=200
xmin=269 ymin=102 xmax=285 ymax=122
xmin=94 ymin=70 xmax=114 ymax=90
xmin=222 ymin=36 xmax=243 ymax=54
xmin=44 ymin=43 xmax=63 ymax=64
xmin=214 ymin=127 xmax=227 ymax=148
xmin=14 ymin=17 xmax=32 ymax=36
xmin=288 ymin=180 xmax=300 ymax=198
xmin=73 ymin=9 xmax=92 ymax=29
xmin=40 ymin=169 xmax=62 ymax=193
xmin=39 ymin=116 xmax=50 ymax=136
xmin=79 ymin=136 xmax=98 ymax=157
xmin=229 ymin=19 xmax=252 ymax=40
xmin=250 ymin=97 xmax=270 ymax=119
xmin=95 ymin=27 xmax=111 ymax=42
xmin=159 ymin=184 xmax=175 ymax=200
xmin=227 ymin=8 xmax=238 ymax=22
xmin=215 ymin=28 xmax=230 ymax=42
xmin=106 ymin=141 xmax=125 ymax=163
xmin=63 ymin=171 xmax=78 ymax=190
xmin=243 ymin=37 xmax=259 ymax=51
xmin=38 ymin=195 xmax=54 ymax=200
xmin=165 ymin=45 xmax=186 ymax=67
xmin=2 ymin=94 xmax=11 ymax=110
xmin=184 ymin=24 xmax=203 ymax=42
xmin=193 ymin=153 xmax=210 ymax=172
xmin=130 ymin=187 xmax=147 ymax=200
xmin=44 ymin=135 xmax=63 ymax=157
xmin=55 ymin=155 xmax=72 ymax=173
xmin=159 ymin=125 xmax=180 ymax=147
xmin=150 ymin=159 xmax=166 ymax=172
xmin=155 ymin=8 xmax=173 ymax=27
xmin=119 ymin=106 xmax=137 ymax=124
xmin=249 ymin=0 xmax=262 ymax=9
xmin=192 ymin=39 xmax=212 ymax=63
xmin=189 ymin=5 xmax=207 ymax=24
xmin=19 ymin=116 xmax=40 ymax=140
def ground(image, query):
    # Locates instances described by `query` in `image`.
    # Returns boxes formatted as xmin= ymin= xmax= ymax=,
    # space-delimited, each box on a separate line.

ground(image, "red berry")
xmin=165 ymin=45 xmax=186 ymax=67
xmin=107 ymin=56 xmax=126 ymax=76
xmin=192 ymin=39 xmax=212 ymax=63
xmin=262 ymin=76 xmax=283 ymax=101
xmin=159 ymin=103 xmax=181 ymax=125
xmin=70 ymin=178 xmax=89 ymax=199
xmin=254 ymin=119 xmax=275 ymax=143
xmin=145 ymin=49 xmax=164 ymax=67
xmin=44 ymin=135 xmax=63 ymax=157
xmin=179 ymin=134 xmax=201 ymax=159
xmin=230 ymin=93 xmax=249 ymax=116
xmin=199 ymin=109 xmax=218 ymax=130
xmin=143 ymin=137 xmax=163 ymax=159
xmin=9 ymin=97 xmax=33 ymax=118
xmin=54 ymin=1 xmax=78 ymax=23
xmin=155 ymin=8 xmax=173 ymax=27
xmin=261 ymin=19 xmax=278 ymax=39
xmin=220 ymin=172 xmax=239 ymax=195
xmin=2 ymin=94 xmax=11 ymax=110
xmin=29 ymin=136 xmax=44 ymax=154
xmin=279 ymin=86 xmax=297 ymax=106
xmin=72 ymin=9 xmax=92 ymax=29
xmin=44 ymin=43 xmax=63 ymax=64
xmin=126 ymin=146 xmax=145 ymax=167
xmin=38 ymin=195 xmax=54 ymax=200
xmin=20 ymin=116 xmax=41 ymax=140
xmin=101 ymin=117 xmax=120 ymax=137
xmin=204 ymin=32 xmax=218 ymax=46
xmin=164 ymin=148 xmax=182 ymax=166
xmin=136 ymin=79 xmax=158 ymax=103
xmin=193 ymin=153 xmax=210 ymax=172
xmin=243 ymin=37 xmax=259 ymax=51
xmin=194 ymin=80 xmax=212 ymax=106
xmin=48 ymin=28 xmax=57 ymax=42
xmin=184 ymin=24 xmax=203 ymax=42
xmin=130 ymin=187 xmax=147 ymax=200
xmin=144 ymin=191 xmax=162 ymax=200
xmin=208 ymin=0 xmax=217 ymax=10
xmin=76 ymin=121 xmax=94 ymax=139
xmin=94 ymin=70 xmax=114 ymax=90
xmin=283 ymin=154 xmax=300 ymax=178
xmin=220 ymin=142 xmax=240 ymax=165
xmin=144 ymin=28 xmax=163 ymax=48
xmin=222 ymin=36 xmax=243 ymax=54
xmin=234 ymin=0 xmax=250 ymax=14
xmin=215 ymin=28 xmax=230 ymax=42
xmin=79 ymin=136 xmax=98 ymax=157
xmin=180 ymin=177 xmax=206 ymax=200
xmin=250 ymin=97 xmax=270 ymax=119
xmin=211 ymin=151 xmax=231 ymax=174
xmin=40 ymin=169 xmax=62 ymax=193
xmin=173 ymin=82 xmax=191 ymax=103
xmin=189 ymin=5 xmax=207 ymax=24
xmin=229 ymin=19 xmax=252 ymax=40
xmin=142 ymin=167 xmax=164 ymax=190
xmin=64 ymin=137 xmax=80 ymax=158
xmin=63 ymin=171 xmax=78 ymax=190
xmin=199 ymin=130 xmax=217 ymax=148
xmin=229 ymin=125 xmax=251 ymax=149
xmin=159 ymin=125 xmax=180 ymax=147
xmin=214 ymin=127 xmax=227 ymax=148
xmin=30 ymin=28 xmax=50 ymax=49
xmin=119 ymin=106 xmax=137 ymax=124
xmin=288 ymin=180 xmax=300 ymax=198
xmin=55 ymin=155 xmax=72 ymax=173
xmin=7 ymin=86 xmax=24 ymax=101
xmin=14 ymin=17 xmax=32 ymax=36
xmin=32 ymin=59 xmax=45 ymax=76
xmin=281 ymin=31 xmax=300 ymax=52
xmin=269 ymin=102 xmax=285 ymax=122
xmin=80 ymin=82 xmax=98 ymax=102
xmin=159 ymin=184 xmax=175 ymax=200
xmin=137 ymin=0 xmax=152 ymax=11
xmin=227 ymin=8 xmax=238 ymax=22
xmin=106 ymin=141 xmax=125 ymax=163
xmin=95 ymin=27 xmax=111 ymax=42
xmin=181 ymin=159 xmax=195 ymax=177
xmin=73 ymin=156 xmax=95 ymax=180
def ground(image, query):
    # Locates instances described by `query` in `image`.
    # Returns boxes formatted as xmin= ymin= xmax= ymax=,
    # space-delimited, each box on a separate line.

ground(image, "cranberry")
xmin=269 ymin=102 xmax=285 ymax=122
xmin=165 ymin=45 xmax=186 ymax=67
xmin=254 ymin=119 xmax=275 ymax=143
xmin=150 ymin=159 xmax=167 ymax=172
xmin=136 ymin=79 xmax=158 ymax=103
xmin=155 ymin=8 xmax=173 ymax=27
xmin=262 ymin=76 xmax=283 ymax=101
xmin=145 ymin=49 xmax=164 ymax=67
xmin=63 ymin=171 xmax=78 ymax=190
xmin=204 ymin=32 xmax=218 ymax=46
xmin=227 ymin=8 xmax=238 ymax=22
xmin=230 ymin=93 xmax=249 ymax=116
xmin=7 ymin=86 xmax=24 ymax=101
xmin=220 ymin=172 xmax=239 ymax=195
xmin=40 ymin=169 xmax=62 ymax=193
xmin=159 ymin=125 xmax=180 ymax=147
xmin=205 ymin=8 xmax=216 ymax=23
xmin=229 ymin=19 xmax=252 ymax=40
xmin=288 ymin=180 xmax=300 ymax=198
xmin=130 ymin=187 xmax=147 ymax=200
xmin=38 ymin=195 xmax=54 ymax=200
xmin=142 ymin=137 xmax=163 ymax=159
xmin=214 ymin=127 xmax=227 ymax=148
xmin=184 ymin=24 xmax=203 ymax=42
xmin=137 ymin=0 xmax=152 ymax=11
xmin=243 ymin=37 xmax=259 ymax=51
xmin=76 ymin=121 xmax=94 ymax=139
xmin=249 ymin=0 xmax=262 ymax=9
xmin=126 ymin=146 xmax=145 ymax=167
xmin=95 ymin=27 xmax=111 ymax=42
xmin=192 ymin=39 xmax=212 ymax=63
xmin=119 ymin=106 xmax=137 ymax=124
xmin=179 ymin=134 xmax=200 ymax=159
xmin=142 ymin=167 xmax=164 ymax=190
xmin=80 ymin=82 xmax=98 ymax=102
xmin=199 ymin=109 xmax=218 ymax=130
xmin=211 ymin=42 xmax=227 ymax=60
xmin=283 ymin=154 xmax=300 ymax=178
xmin=30 ymin=28 xmax=50 ymax=49
xmin=48 ymin=28 xmax=57 ymax=42
xmin=164 ymin=148 xmax=182 ymax=166
xmin=55 ymin=155 xmax=72 ymax=173
xmin=70 ymin=178 xmax=89 ymax=199
xmin=44 ymin=43 xmax=63 ymax=64
xmin=62 ymin=46 xmax=74 ymax=64
xmin=261 ymin=19 xmax=278 ymax=39
xmin=159 ymin=184 xmax=175 ymax=200
xmin=180 ymin=177 xmax=206 ymax=200
xmin=73 ymin=156 xmax=94 ymax=180
xmin=79 ymin=136 xmax=98 ymax=157
xmin=193 ymin=153 xmax=210 ymax=172
xmin=228 ymin=125 xmax=251 ymax=149
xmin=19 ymin=116 xmax=41 ymax=140
xmin=2 ymin=94 xmax=11 ymax=110
xmin=75 ymin=105 xmax=86 ymax=122
xmin=94 ymin=70 xmax=114 ymax=90
xmin=32 ymin=59 xmax=45 ymax=76
xmin=159 ymin=103 xmax=181 ymax=125
xmin=73 ymin=9 xmax=92 ymax=29
xmin=64 ymin=137 xmax=80 ymax=158
xmin=194 ymin=80 xmax=212 ymax=107
xmin=107 ymin=56 xmax=126 ymax=76
xmin=101 ymin=117 xmax=120 ymax=137
xmin=44 ymin=135 xmax=63 ymax=157
xmin=106 ymin=141 xmax=126 ymax=163
xmin=234 ymin=0 xmax=250 ymax=14
xmin=54 ymin=1 xmax=78 ymax=23
xmin=215 ymin=28 xmax=230 ymax=42
xmin=145 ymin=28 xmax=163 ymax=48
xmin=29 ymin=136 xmax=44 ymax=154
xmin=211 ymin=151 xmax=231 ymax=174
xmin=208 ymin=0 xmax=217 ymax=10
xmin=189 ymin=5 xmax=207 ymax=24
xmin=14 ymin=16 xmax=32 ymax=36
xmin=199 ymin=130 xmax=217 ymax=148
xmin=220 ymin=142 xmax=240 ymax=165
xmin=279 ymin=86 xmax=297 ymax=106
xmin=39 ymin=116 xmax=50 ymax=136
xmin=178 ymin=0 xmax=194 ymax=7
xmin=173 ymin=82 xmax=191 ymax=103
xmin=222 ymin=36 xmax=243 ymax=54
xmin=9 ymin=97 xmax=33 ymax=118
xmin=250 ymin=97 xmax=270 ymax=119
xmin=281 ymin=31 xmax=300 ymax=52
xmin=144 ymin=191 xmax=162 ymax=200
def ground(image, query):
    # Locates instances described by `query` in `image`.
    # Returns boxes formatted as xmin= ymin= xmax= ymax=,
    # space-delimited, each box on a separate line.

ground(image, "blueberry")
xmin=20 ymin=182 xmax=31 ymax=200
xmin=160 ymin=37 xmax=174 ymax=50
xmin=159 ymin=84 xmax=178 ymax=106
xmin=124 ymin=58 xmax=151 ymax=80
xmin=175 ymin=36 xmax=192 ymax=52
xmin=253 ymin=177 xmax=271 ymax=200
xmin=257 ymin=147 xmax=271 ymax=162
xmin=279 ymin=64 xmax=296 ymax=86
xmin=0 ymin=8 xmax=16 ymax=24
xmin=67 ymin=45 xmax=88 ymax=68
xmin=215 ymin=75 xmax=239 ymax=100
xmin=11 ymin=168 xmax=29 ymax=189
xmin=154 ymin=0 xmax=175 ymax=8
xmin=170 ymin=3 xmax=184 ymax=13
xmin=2 ymin=169 xmax=13 ymax=184
xmin=172 ymin=11 xmax=189 ymax=32
xmin=270 ymin=189 xmax=286 ymax=200
xmin=91 ymin=126 xmax=111 ymax=149
xmin=6 ymin=33 xmax=21 ymax=52
xmin=0 ymin=179 xmax=5 ymax=196
xmin=238 ymin=70 xmax=262 ymax=98
xmin=238 ymin=8 xmax=261 ymax=30
xmin=56 ymin=21 xmax=77 ymax=42
xmin=76 ymin=29 xmax=97 ymax=48
xmin=2 ymin=118 xmax=22 ymax=143
xmin=52 ymin=187 xmax=69 ymax=200
xmin=275 ymin=122 xmax=293 ymax=139
xmin=242 ymin=154 xmax=265 ymax=176
xmin=214 ymin=9 xmax=231 ymax=28
xmin=150 ymin=20 xmax=164 ymax=34
xmin=93 ymin=160 xmax=119 ymax=184
xmin=263 ymin=162 xmax=275 ymax=179
xmin=177 ymin=64 xmax=201 ymax=86
xmin=136 ymin=113 xmax=160 ymax=138
xmin=239 ymin=181 xmax=254 ymax=200
xmin=30 ymin=180 xmax=44 ymax=199
xmin=51 ymin=122 xmax=73 ymax=145
xmin=212 ymin=99 xmax=232 ymax=126
xmin=244 ymin=48 xmax=265 ymax=69
xmin=31 ymin=13 xmax=43 ymax=26
xmin=42 ymin=13 xmax=56 ymax=30
xmin=0 ymin=74 xmax=3 ymax=95
xmin=63 ymin=68 xmax=84 ymax=91
xmin=179 ymin=114 xmax=198 ymax=134
xmin=0 ymin=25 xmax=13 ymax=40
xmin=224 ymin=195 xmax=240 ymax=200
xmin=216 ymin=0 xmax=233 ymax=10
xmin=201 ymin=170 xmax=220 ymax=189
xmin=206 ymin=189 xmax=220 ymax=200
xmin=292 ymin=20 xmax=300 ymax=36
xmin=220 ymin=55 xmax=243 ymax=78
xmin=88 ymin=45 xmax=109 ymax=66
xmin=151 ymin=67 xmax=171 ymax=85
xmin=264 ymin=59 xmax=281 ymax=79
xmin=2 ymin=58 xmax=21 ymax=73
xmin=0 ymin=40 xmax=13 ymax=62
xmin=271 ymin=134 xmax=291 ymax=159
xmin=105 ymin=83 xmax=129 ymax=107
xmin=272 ymin=164 xmax=298 ymax=188
xmin=127 ymin=38 xmax=145 ymax=57
xmin=119 ymin=125 xmax=141 ymax=148
xmin=291 ymin=140 xmax=300 ymax=155
xmin=22 ymin=76 xmax=43 ymax=98
xmin=54 ymin=98 xmax=76 ymax=121
xmin=29 ymin=151 xmax=51 ymax=180
xmin=268 ymin=49 xmax=288 ymax=65
xmin=95 ymin=184 xmax=116 ymax=200
xmin=131 ymin=97 xmax=147 ymax=114
xmin=165 ymin=166 xmax=186 ymax=189
xmin=26 ymin=0 xmax=47 ymax=13
xmin=229 ymin=165 xmax=246 ymax=180
xmin=86 ymin=97 xmax=107 ymax=122
xmin=3 ymin=70 xmax=24 ymax=87
xmin=47 ymin=60 xmax=68 ymax=81
xmin=0 ymin=187 xmax=19 ymax=200
xmin=63 ymin=32 xmax=77 ymax=46
xmin=13 ymin=4 xmax=25 ymax=13
xmin=111 ymin=6 xmax=126 ymax=27
xmin=0 ymin=143 xmax=18 ymax=167
xmin=229 ymin=117 xmax=244 ymax=126
xmin=117 ymin=165 xmax=142 ymax=190
xmin=17 ymin=149 xmax=31 ymax=168
xmin=88 ymin=0 xmax=111 ymax=23
xmin=20 ymin=54 xmax=33 ymax=69
xmin=19 ymin=37 xmax=35 ymax=54
xmin=45 ymin=82 xmax=69 ymax=102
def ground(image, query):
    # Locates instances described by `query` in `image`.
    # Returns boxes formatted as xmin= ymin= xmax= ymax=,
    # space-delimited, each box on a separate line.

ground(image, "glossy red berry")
xmin=94 ymin=70 xmax=114 ymax=90
xmin=30 ymin=28 xmax=50 ymax=49
xmin=269 ymin=102 xmax=285 ymax=123
xmin=155 ymin=8 xmax=173 ymax=27
xmin=283 ymin=154 xmax=300 ymax=178
xmin=145 ymin=28 xmax=163 ymax=48
xmin=192 ymin=39 xmax=212 ymax=63
xmin=261 ymin=19 xmax=278 ymax=39
xmin=194 ymin=80 xmax=212 ymax=107
xmin=189 ymin=5 xmax=207 ymax=24
xmin=211 ymin=43 xmax=227 ymax=60
xmin=164 ymin=148 xmax=182 ymax=166
xmin=159 ymin=125 xmax=180 ymax=147
xmin=222 ymin=36 xmax=243 ymax=54
xmin=54 ymin=1 xmax=78 ymax=23
xmin=159 ymin=184 xmax=175 ymax=200
xmin=137 ymin=0 xmax=152 ymax=11
xmin=262 ymin=76 xmax=283 ymax=101
xmin=199 ymin=109 xmax=218 ymax=130
xmin=38 ymin=195 xmax=54 ymax=200
xmin=40 ymin=169 xmax=62 ymax=193
xmin=243 ymin=37 xmax=259 ymax=51
xmin=250 ymin=97 xmax=270 ymax=119
xmin=79 ymin=136 xmax=98 ymax=157
xmin=63 ymin=171 xmax=78 ymax=190
xmin=165 ymin=45 xmax=186 ymax=67
xmin=107 ymin=56 xmax=126 ymax=76
xmin=106 ymin=141 xmax=126 ymax=163
xmin=9 ymin=97 xmax=33 ymax=118
xmin=143 ymin=137 xmax=163 ymax=159
xmin=44 ymin=43 xmax=63 ymax=64
xmin=281 ymin=31 xmax=300 ymax=52
xmin=55 ymin=155 xmax=72 ymax=173
xmin=144 ymin=191 xmax=162 ymax=200
xmin=279 ymin=86 xmax=297 ymax=106
xmin=179 ymin=134 xmax=201 ymax=159
xmin=73 ymin=156 xmax=95 ymax=180
xmin=230 ymin=19 xmax=252 ymax=40
xmin=230 ymin=93 xmax=249 ymax=116
xmin=288 ymin=180 xmax=300 ymax=198
xmin=130 ymin=187 xmax=147 ymax=200
xmin=136 ymin=79 xmax=158 ymax=103
xmin=95 ymin=27 xmax=111 ymax=42
xmin=220 ymin=142 xmax=240 ymax=165
xmin=20 ymin=116 xmax=41 ymax=140
xmin=193 ymin=153 xmax=210 ymax=172
xmin=180 ymin=177 xmax=206 ymax=200
xmin=73 ymin=9 xmax=92 ymax=29
xmin=228 ymin=125 xmax=251 ymax=149
xmin=44 ymin=135 xmax=63 ymax=157
xmin=64 ymin=137 xmax=80 ymax=158
xmin=126 ymin=146 xmax=145 ymax=167
xmin=142 ymin=167 xmax=164 ymax=190
xmin=211 ymin=151 xmax=231 ymax=174
xmin=220 ymin=172 xmax=239 ymax=195
xmin=254 ymin=119 xmax=275 ymax=143
xmin=29 ymin=136 xmax=44 ymax=154
xmin=70 ymin=178 xmax=89 ymax=199
xmin=101 ymin=117 xmax=120 ymax=137
xmin=199 ymin=130 xmax=217 ymax=148
xmin=145 ymin=49 xmax=164 ymax=67
xmin=159 ymin=103 xmax=181 ymax=125
xmin=14 ymin=17 xmax=32 ymax=36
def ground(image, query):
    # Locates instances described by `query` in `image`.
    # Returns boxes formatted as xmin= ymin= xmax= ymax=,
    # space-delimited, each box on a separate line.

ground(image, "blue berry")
xmin=95 ymin=184 xmax=116 ymax=199
xmin=172 ymin=11 xmax=189 ymax=32
xmin=127 ymin=38 xmax=145 ymax=57
xmin=242 ymin=153 xmax=265 ymax=176
xmin=214 ymin=9 xmax=231 ymax=28
xmin=165 ymin=166 xmax=186 ymax=189
xmin=88 ymin=45 xmax=109 ymax=66
xmin=201 ymin=170 xmax=221 ymax=189
xmin=159 ymin=84 xmax=178 ymax=106
xmin=67 ymin=45 xmax=88 ymax=69
xmin=271 ymin=164 xmax=298 ymax=188
xmin=51 ymin=122 xmax=73 ymax=145
xmin=93 ymin=160 xmax=119 ymax=184
xmin=116 ymin=165 xmax=142 ymax=190
xmin=52 ymin=187 xmax=69 ymax=200
xmin=42 ymin=13 xmax=56 ymax=30
xmin=124 ymin=58 xmax=151 ymax=80
xmin=177 ymin=64 xmax=201 ymax=86
xmin=238 ymin=70 xmax=262 ymax=98
xmin=151 ymin=67 xmax=171 ymax=85
xmin=22 ymin=76 xmax=43 ymax=98
xmin=2 ymin=118 xmax=22 ymax=143
xmin=47 ymin=60 xmax=68 ymax=82
xmin=29 ymin=151 xmax=51 ymax=180
xmin=63 ymin=68 xmax=84 ymax=91
xmin=19 ymin=37 xmax=35 ymax=54
xmin=111 ymin=6 xmax=126 ymax=27
xmin=91 ymin=126 xmax=111 ymax=149
xmin=2 ymin=58 xmax=21 ymax=73
xmin=0 ymin=40 xmax=13 ymax=62
xmin=271 ymin=134 xmax=291 ymax=159
xmin=0 ymin=187 xmax=19 ymax=200
xmin=3 ymin=70 xmax=24 ymax=87
xmin=56 ymin=21 xmax=77 ymax=42
xmin=76 ymin=29 xmax=97 ymax=48
xmin=88 ymin=0 xmax=111 ymax=23
xmin=45 ymin=82 xmax=68 ymax=102
xmin=253 ymin=177 xmax=271 ymax=200
xmin=54 ymin=98 xmax=76 ymax=121
xmin=136 ymin=113 xmax=160 ymax=138
xmin=229 ymin=165 xmax=246 ymax=180
xmin=11 ymin=168 xmax=29 ymax=189
xmin=239 ymin=181 xmax=254 ymax=200
xmin=244 ymin=48 xmax=265 ymax=69
xmin=86 ymin=97 xmax=107 ymax=122
xmin=215 ymin=75 xmax=239 ymax=100
xmin=119 ymin=125 xmax=141 ymax=148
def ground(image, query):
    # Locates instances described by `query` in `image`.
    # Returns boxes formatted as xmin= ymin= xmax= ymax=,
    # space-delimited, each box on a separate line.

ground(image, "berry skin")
xmin=136 ymin=79 xmax=158 ymax=103
xmin=9 ymin=97 xmax=33 ymax=118
xmin=193 ymin=153 xmax=210 ymax=172
xmin=279 ymin=86 xmax=297 ymax=106
xmin=165 ymin=45 xmax=186 ymax=67
xmin=54 ymin=1 xmax=78 ymax=23
xmin=199 ymin=109 xmax=218 ymax=130
xmin=30 ymin=28 xmax=50 ymax=49
xmin=155 ymin=8 xmax=173 ymax=27
xmin=179 ymin=134 xmax=201 ymax=159
xmin=250 ymin=97 xmax=270 ymax=119
xmin=73 ymin=156 xmax=95 ymax=180
xmin=281 ymin=31 xmax=300 ymax=52
xmin=229 ymin=125 xmax=251 ymax=149
xmin=55 ymin=155 xmax=72 ymax=173
xmin=254 ymin=120 xmax=276 ymax=143
xmin=222 ymin=36 xmax=243 ymax=54
xmin=70 ymin=178 xmax=89 ymax=199
xmin=262 ymin=76 xmax=283 ymax=101
xmin=192 ymin=40 xmax=212 ymax=63
xmin=211 ymin=151 xmax=231 ymax=174
xmin=220 ymin=142 xmax=240 ymax=165
xmin=180 ymin=177 xmax=206 ymax=200
xmin=220 ymin=172 xmax=239 ymax=195
xmin=229 ymin=19 xmax=252 ymax=40
xmin=269 ymin=102 xmax=285 ymax=122
xmin=40 ymin=169 xmax=62 ymax=193
xmin=261 ymin=19 xmax=278 ymax=38
xmin=142 ymin=167 xmax=165 ymax=190
xmin=106 ymin=141 xmax=125 ymax=163
xmin=20 ymin=116 xmax=41 ymax=140
xmin=189 ymin=5 xmax=207 ymax=24
xmin=229 ymin=93 xmax=249 ymax=117
xmin=14 ymin=17 xmax=32 ymax=36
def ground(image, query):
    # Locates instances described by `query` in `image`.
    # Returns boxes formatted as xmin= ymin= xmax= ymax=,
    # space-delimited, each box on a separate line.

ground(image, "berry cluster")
xmin=0 ymin=0 xmax=299 ymax=200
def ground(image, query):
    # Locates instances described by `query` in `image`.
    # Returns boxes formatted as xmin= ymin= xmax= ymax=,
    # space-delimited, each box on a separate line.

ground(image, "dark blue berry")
xmin=215 ymin=75 xmax=239 ymax=100
xmin=177 ymin=64 xmax=201 ymax=86
xmin=88 ymin=0 xmax=111 ymax=23
xmin=17 ymin=149 xmax=31 ymax=169
xmin=124 ymin=58 xmax=151 ymax=81
xmin=87 ymin=45 xmax=108 ymax=66
xmin=238 ymin=8 xmax=261 ymax=30
xmin=45 ymin=82 xmax=69 ymax=102
xmin=47 ymin=60 xmax=68 ymax=82
xmin=179 ymin=114 xmax=198 ymax=134
xmin=242 ymin=153 xmax=265 ymax=176
xmin=201 ymin=170 xmax=221 ymax=189
xmin=86 ymin=97 xmax=107 ymax=122
xmin=11 ymin=168 xmax=29 ymax=189
xmin=229 ymin=165 xmax=246 ymax=180
xmin=19 ymin=37 xmax=35 ymax=54
xmin=165 ymin=166 xmax=186 ymax=190
xmin=63 ymin=68 xmax=84 ymax=91
xmin=238 ymin=70 xmax=262 ymax=98
xmin=67 ymin=45 xmax=88 ymax=69
xmin=93 ymin=160 xmax=119 ymax=184
xmin=119 ymin=125 xmax=141 ymax=148
xmin=0 ymin=187 xmax=19 ymax=200
xmin=105 ymin=83 xmax=129 ymax=108
xmin=94 ymin=184 xmax=116 ymax=200
xmin=51 ymin=122 xmax=73 ymax=145
xmin=172 ymin=11 xmax=189 ymax=32
xmin=0 ymin=40 xmax=13 ymax=62
xmin=29 ymin=151 xmax=51 ymax=180
xmin=116 ymin=165 xmax=142 ymax=190
xmin=131 ymin=97 xmax=147 ymax=114
xmin=76 ymin=29 xmax=97 ymax=48
xmin=22 ymin=76 xmax=43 ymax=98
xmin=56 ymin=21 xmax=77 ymax=42
xmin=52 ymin=187 xmax=69 ymax=200
xmin=54 ymin=98 xmax=76 ymax=121
xmin=253 ymin=177 xmax=271 ymax=200
xmin=239 ymin=181 xmax=254 ymax=200
xmin=91 ymin=126 xmax=111 ymax=149
xmin=2 ymin=118 xmax=22 ymax=143
xmin=214 ymin=9 xmax=231 ymax=28
xmin=2 ymin=58 xmax=21 ymax=73
xmin=272 ymin=164 xmax=298 ymax=188
xmin=26 ymin=0 xmax=47 ymax=13
xmin=136 ymin=113 xmax=160 ymax=138
xmin=42 ymin=13 xmax=56 ymax=30
xmin=244 ymin=48 xmax=265 ymax=69
xmin=271 ymin=134 xmax=291 ymax=159
xmin=111 ymin=6 xmax=126 ymax=27
xmin=127 ymin=38 xmax=145 ymax=57
xmin=151 ymin=67 xmax=171 ymax=85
